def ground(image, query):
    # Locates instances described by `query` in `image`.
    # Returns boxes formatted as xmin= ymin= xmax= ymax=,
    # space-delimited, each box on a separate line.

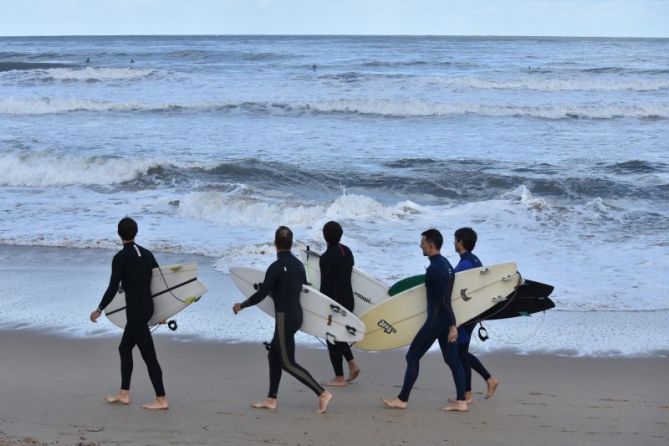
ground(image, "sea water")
xmin=1 ymin=36 xmax=668 ymax=356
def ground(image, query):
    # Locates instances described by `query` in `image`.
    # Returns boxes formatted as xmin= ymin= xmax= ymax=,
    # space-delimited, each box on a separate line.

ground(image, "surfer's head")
xmin=454 ymin=227 xmax=477 ymax=253
xmin=420 ymin=228 xmax=442 ymax=256
xmin=275 ymin=225 xmax=293 ymax=251
xmin=322 ymin=221 xmax=343 ymax=245
xmin=118 ymin=217 xmax=138 ymax=242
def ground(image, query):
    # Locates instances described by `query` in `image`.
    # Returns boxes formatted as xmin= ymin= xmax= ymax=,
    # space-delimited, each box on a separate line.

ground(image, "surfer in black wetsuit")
xmin=453 ymin=227 xmax=499 ymax=402
xmin=233 ymin=226 xmax=333 ymax=413
xmin=89 ymin=217 xmax=168 ymax=410
xmin=382 ymin=229 xmax=468 ymax=412
xmin=319 ymin=221 xmax=361 ymax=387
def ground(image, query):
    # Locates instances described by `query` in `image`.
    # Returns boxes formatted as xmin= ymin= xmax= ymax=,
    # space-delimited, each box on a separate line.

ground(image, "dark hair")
xmin=421 ymin=228 xmax=443 ymax=250
xmin=454 ymin=227 xmax=477 ymax=251
xmin=275 ymin=226 xmax=293 ymax=250
xmin=322 ymin=221 xmax=343 ymax=245
xmin=118 ymin=217 xmax=138 ymax=241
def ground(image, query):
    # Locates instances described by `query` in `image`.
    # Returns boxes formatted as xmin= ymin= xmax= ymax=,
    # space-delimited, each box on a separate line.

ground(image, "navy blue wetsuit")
xmin=97 ymin=242 xmax=165 ymax=397
xmin=397 ymin=254 xmax=465 ymax=402
xmin=455 ymin=252 xmax=491 ymax=392
xmin=241 ymin=251 xmax=325 ymax=399
xmin=319 ymin=243 xmax=355 ymax=377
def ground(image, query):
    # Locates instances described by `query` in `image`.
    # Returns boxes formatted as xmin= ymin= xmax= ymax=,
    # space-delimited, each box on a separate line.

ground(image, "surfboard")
xmin=104 ymin=262 xmax=208 ymax=329
xmin=230 ymin=266 xmax=366 ymax=344
xmin=391 ymin=276 xmax=554 ymax=321
xmin=355 ymin=263 xmax=521 ymax=351
xmin=476 ymin=279 xmax=555 ymax=321
xmin=298 ymin=246 xmax=390 ymax=315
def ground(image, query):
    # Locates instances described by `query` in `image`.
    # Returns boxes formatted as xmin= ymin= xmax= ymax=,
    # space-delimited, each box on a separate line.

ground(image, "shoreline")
xmin=1 ymin=329 xmax=667 ymax=446
xmin=1 ymin=243 xmax=668 ymax=358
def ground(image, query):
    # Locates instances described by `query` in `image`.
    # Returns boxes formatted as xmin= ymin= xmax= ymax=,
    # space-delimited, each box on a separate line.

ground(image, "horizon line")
xmin=1 ymin=33 xmax=667 ymax=39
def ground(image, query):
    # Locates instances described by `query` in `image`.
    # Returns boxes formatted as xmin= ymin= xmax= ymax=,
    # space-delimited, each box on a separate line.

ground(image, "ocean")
xmin=1 ymin=35 xmax=668 ymax=356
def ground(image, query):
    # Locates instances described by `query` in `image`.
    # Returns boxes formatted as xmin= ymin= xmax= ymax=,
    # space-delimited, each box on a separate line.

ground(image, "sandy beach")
xmin=1 ymin=329 xmax=667 ymax=446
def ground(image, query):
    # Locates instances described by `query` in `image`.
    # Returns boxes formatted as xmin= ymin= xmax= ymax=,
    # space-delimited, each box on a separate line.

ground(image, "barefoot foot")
xmin=440 ymin=400 xmax=469 ymax=412
xmin=322 ymin=377 xmax=347 ymax=387
xmin=317 ymin=391 xmax=333 ymax=414
xmin=485 ymin=377 xmax=499 ymax=399
xmin=251 ymin=398 xmax=277 ymax=410
xmin=105 ymin=390 xmax=130 ymax=405
xmin=347 ymin=367 xmax=361 ymax=382
xmin=142 ymin=396 xmax=169 ymax=410
xmin=382 ymin=397 xmax=407 ymax=409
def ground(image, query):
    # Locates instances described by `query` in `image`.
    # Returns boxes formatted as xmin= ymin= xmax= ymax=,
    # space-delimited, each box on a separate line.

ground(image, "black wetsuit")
xmin=455 ymin=251 xmax=491 ymax=391
xmin=398 ymin=254 xmax=465 ymax=402
xmin=241 ymin=251 xmax=324 ymax=399
xmin=319 ymin=243 xmax=355 ymax=377
xmin=97 ymin=242 xmax=165 ymax=397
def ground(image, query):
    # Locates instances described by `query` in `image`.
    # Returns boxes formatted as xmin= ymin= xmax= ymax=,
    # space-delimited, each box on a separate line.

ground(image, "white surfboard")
xmin=230 ymin=266 xmax=366 ymax=344
xmin=298 ymin=246 xmax=390 ymax=315
xmin=105 ymin=262 xmax=208 ymax=329
xmin=355 ymin=263 xmax=522 ymax=351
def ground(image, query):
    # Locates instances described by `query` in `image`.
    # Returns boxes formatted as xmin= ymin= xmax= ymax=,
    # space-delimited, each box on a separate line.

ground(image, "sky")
xmin=0 ymin=0 xmax=667 ymax=37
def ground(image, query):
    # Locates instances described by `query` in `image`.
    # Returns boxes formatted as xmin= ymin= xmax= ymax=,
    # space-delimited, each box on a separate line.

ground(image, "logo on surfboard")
xmin=378 ymin=319 xmax=397 ymax=334
xmin=354 ymin=291 xmax=372 ymax=304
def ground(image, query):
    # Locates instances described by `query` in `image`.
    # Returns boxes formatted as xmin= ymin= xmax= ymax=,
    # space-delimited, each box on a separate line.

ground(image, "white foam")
xmin=2 ymin=96 xmax=668 ymax=120
xmin=2 ymin=67 xmax=156 ymax=82
xmin=177 ymin=192 xmax=420 ymax=228
xmin=432 ymin=76 xmax=669 ymax=92
xmin=304 ymin=99 xmax=669 ymax=120
xmin=0 ymin=151 xmax=156 ymax=186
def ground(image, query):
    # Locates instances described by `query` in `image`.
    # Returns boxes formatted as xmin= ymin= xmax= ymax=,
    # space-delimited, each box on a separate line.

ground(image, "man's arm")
xmin=91 ymin=254 xmax=122 ymax=322
xmin=98 ymin=254 xmax=122 ymax=311
xmin=237 ymin=262 xmax=279 ymax=311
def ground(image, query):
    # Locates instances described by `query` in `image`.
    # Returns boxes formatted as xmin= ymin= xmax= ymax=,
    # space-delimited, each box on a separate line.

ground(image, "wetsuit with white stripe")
xmin=97 ymin=242 xmax=165 ymax=397
xmin=320 ymin=243 xmax=355 ymax=377
xmin=240 ymin=251 xmax=325 ymax=398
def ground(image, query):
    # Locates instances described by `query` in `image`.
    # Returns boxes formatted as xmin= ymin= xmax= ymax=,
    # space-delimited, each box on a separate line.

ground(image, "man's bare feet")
xmin=347 ymin=367 xmax=361 ymax=382
xmin=317 ymin=391 xmax=333 ymax=414
xmin=251 ymin=398 xmax=277 ymax=410
xmin=104 ymin=390 xmax=130 ymax=405
xmin=440 ymin=400 xmax=469 ymax=412
xmin=141 ymin=396 xmax=169 ymax=410
xmin=322 ymin=377 xmax=347 ymax=387
xmin=485 ymin=377 xmax=499 ymax=399
xmin=382 ymin=397 xmax=407 ymax=409
xmin=448 ymin=395 xmax=473 ymax=404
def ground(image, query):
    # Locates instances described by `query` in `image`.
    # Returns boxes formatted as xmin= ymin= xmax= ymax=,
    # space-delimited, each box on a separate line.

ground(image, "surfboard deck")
xmin=356 ymin=263 xmax=521 ymax=351
xmin=230 ymin=266 xmax=365 ymax=343
xmin=104 ymin=262 xmax=208 ymax=329
xmin=298 ymin=246 xmax=390 ymax=315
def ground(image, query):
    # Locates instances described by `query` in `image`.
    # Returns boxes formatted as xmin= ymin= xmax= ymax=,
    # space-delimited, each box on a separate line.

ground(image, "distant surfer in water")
xmin=382 ymin=228 xmax=468 ymax=412
xmin=233 ymin=226 xmax=333 ymax=413
xmin=319 ymin=221 xmax=361 ymax=387
xmin=452 ymin=227 xmax=499 ymax=403
xmin=89 ymin=217 xmax=168 ymax=410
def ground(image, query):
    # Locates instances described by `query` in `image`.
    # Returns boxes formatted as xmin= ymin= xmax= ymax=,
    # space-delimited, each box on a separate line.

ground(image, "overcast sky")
xmin=1 ymin=0 xmax=667 ymax=37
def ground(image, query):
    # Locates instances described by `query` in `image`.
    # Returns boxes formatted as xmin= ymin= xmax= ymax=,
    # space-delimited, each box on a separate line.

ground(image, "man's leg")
xmin=383 ymin=322 xmax=435 ymax=409
xmin=438 ymin=335 xmax=467 ymax=412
